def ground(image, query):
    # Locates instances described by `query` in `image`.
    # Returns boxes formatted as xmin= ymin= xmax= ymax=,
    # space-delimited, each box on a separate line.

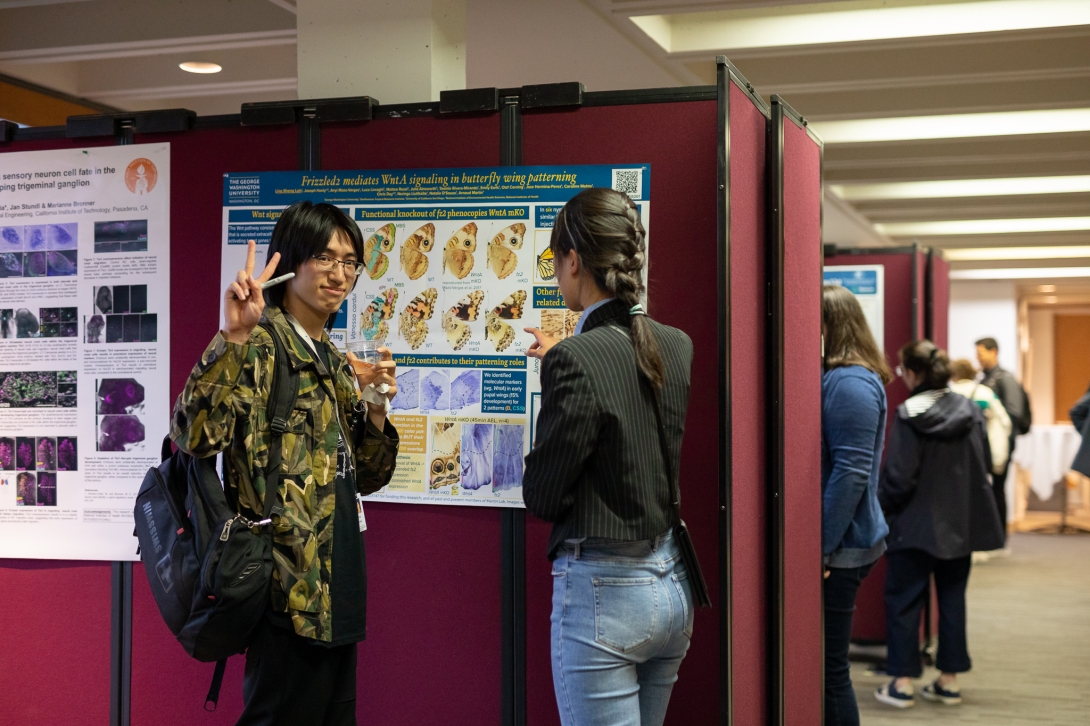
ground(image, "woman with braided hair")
xmin=523 ymin=188 xmax=696 ymax=726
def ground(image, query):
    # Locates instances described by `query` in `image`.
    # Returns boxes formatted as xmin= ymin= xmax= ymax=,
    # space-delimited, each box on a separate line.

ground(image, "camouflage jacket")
xmin=170 ymin=305 xmax=398 ymax=643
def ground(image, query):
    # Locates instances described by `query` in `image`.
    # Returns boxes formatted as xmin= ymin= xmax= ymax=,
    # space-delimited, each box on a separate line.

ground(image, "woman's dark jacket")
xmin=523 ymin=300 xmax=693 ymax=559
xmin=879 ymin=387 xmax=1004 ymax=558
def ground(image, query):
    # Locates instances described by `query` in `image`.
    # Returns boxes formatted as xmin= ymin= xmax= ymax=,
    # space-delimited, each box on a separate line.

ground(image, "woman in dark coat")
xmin=875 ymin=340 xmax=1004 ymax=709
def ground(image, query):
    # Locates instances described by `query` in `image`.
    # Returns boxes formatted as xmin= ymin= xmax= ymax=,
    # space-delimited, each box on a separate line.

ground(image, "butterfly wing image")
xmin=442 ymin=222 xmax=477 ymax=279
xmin=363 ymin=223 xmax=396 ymax=279
xmin=400 ymin=223 xmax=435 ymax=280
xmin=487 ymin=223 xmax=525 ymax=279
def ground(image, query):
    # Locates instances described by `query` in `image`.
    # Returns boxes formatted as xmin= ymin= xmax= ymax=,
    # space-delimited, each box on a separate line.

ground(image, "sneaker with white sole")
xmin=875 ymin=680 xmax=915 ymax=708
xmin=921 ymin=680 xmax=962 ymax=705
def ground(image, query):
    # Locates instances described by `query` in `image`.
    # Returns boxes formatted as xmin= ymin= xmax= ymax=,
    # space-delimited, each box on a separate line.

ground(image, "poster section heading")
xmin=0 ymin=143 xmax=170 ymax=561
xmin=220 ymin=164 xmax=650 ymax=509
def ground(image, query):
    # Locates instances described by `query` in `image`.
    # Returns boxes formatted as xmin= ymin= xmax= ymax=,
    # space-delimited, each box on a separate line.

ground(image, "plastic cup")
xmin=347 ymin=339 xmax=381 ymax=365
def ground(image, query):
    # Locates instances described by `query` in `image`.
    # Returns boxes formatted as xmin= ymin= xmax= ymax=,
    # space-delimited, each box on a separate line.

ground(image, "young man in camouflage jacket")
xmin=172 ymin=201 xmax=398 ymax=725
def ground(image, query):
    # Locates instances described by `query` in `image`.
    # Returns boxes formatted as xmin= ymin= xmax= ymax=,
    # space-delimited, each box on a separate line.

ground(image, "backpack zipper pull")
xmin=219 ymin=518 xmax=234 ymax=542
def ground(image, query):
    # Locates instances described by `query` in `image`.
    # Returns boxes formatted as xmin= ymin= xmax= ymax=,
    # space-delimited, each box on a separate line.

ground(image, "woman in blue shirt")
xmin=821 ymin=284 xmax=892 ymax=726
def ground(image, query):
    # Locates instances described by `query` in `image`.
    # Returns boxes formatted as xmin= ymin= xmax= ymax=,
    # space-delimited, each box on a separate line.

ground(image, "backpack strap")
xmin=257 ymin=320 xmax=300 ymax=521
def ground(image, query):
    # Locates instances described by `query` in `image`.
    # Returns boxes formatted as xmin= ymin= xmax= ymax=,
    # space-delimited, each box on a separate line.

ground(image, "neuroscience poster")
xmin=221 ymin=164 xmax=650 ymax=507
xmin=0 ymin=143 xmax=170 ymax=560
xmin=824 ymin=265 xmax=885 ymax=352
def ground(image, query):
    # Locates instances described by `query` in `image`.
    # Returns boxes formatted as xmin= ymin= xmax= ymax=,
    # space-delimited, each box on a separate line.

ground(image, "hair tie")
xmin=629 ymin=303 xmax=646 ymax=316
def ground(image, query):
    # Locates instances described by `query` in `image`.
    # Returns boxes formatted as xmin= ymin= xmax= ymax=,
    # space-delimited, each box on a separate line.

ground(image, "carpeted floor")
xmin=854 ymin=533 xmax=1090 ymax=725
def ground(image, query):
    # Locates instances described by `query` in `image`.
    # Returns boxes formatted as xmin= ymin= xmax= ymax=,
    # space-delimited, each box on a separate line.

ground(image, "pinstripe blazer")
xmin=524 ymin=299 xmax=694 ymax=558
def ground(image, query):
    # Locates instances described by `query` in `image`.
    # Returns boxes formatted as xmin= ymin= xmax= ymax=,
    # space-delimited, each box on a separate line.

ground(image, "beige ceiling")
xmin=1 ymin=0 xmax=1088 ymax=264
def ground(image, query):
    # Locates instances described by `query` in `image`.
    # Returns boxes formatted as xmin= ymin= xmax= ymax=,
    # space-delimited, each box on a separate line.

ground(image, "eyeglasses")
xmin=311 ymin=254 xmax=365 ymax=277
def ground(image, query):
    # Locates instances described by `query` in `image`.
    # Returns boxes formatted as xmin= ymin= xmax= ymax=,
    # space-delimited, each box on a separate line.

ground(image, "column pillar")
xmin=297 ymin=0 xmax=466 ymax=104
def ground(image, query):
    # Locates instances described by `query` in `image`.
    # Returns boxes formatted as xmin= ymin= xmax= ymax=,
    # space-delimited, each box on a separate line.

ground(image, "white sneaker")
xmin=875 ymin=680 xmax=915 ymax=709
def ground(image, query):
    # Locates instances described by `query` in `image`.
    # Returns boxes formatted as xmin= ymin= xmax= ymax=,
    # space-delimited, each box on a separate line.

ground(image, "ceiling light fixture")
xmin=812 ymin=109 xmax=1090 ymax=144
xmin=949 ymin=267 xmax=1090 ymax=280
xmin=830 ymin=176 xmax=1090 ymax=201
xmin=1038 ymin=284 xmax=1057 ymax=292
xmin=877 ymin=217 xmax=1090 ymax=237
xmin=179 ymin=62 xmax=222 ymax=74
xmin=631 ymin=0 xmax=1090 ymax=54
xmin=944 ymin=246 xmax=1090 ymax=261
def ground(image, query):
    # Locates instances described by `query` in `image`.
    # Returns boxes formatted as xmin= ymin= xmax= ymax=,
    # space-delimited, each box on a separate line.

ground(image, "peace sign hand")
xmin=223 ymin=239 xmax=281 ymax=344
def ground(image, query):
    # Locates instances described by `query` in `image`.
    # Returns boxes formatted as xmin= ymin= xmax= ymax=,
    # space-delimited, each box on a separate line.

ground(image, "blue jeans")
xmin=550 ymin=531 xmax=694 ymax=726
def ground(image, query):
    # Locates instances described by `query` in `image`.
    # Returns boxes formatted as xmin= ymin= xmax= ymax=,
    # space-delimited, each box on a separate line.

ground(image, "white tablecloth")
xmin=1010 ymin=424 xmax=1084 ymax=500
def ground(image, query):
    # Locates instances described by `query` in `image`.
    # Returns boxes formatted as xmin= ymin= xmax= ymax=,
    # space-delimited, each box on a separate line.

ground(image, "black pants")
xmin=823 ymin=563 xmax=873 ymax=726
xmin=237 ymin=619 xmax=358 ymax=726
xmin=884 ymin=550 xmax=972 ymax=678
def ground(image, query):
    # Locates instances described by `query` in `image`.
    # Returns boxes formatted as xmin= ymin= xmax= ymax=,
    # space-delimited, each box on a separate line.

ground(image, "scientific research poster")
xmin=221 ymin=164 xmax=650 ymax=508
xmin=824 ymin=265 xmax=885 ymax=352
xmin=0 ymin=143 xmax=170 ymax=560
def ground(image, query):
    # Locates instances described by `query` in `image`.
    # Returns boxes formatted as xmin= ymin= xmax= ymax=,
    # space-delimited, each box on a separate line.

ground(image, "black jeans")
xmin=237 ymin=618 xmax=358 ymax=726
xmin=884 ymin=549 xmax=972 ymax=678
xmin=824 ymin=562 xmax=873 ymax=726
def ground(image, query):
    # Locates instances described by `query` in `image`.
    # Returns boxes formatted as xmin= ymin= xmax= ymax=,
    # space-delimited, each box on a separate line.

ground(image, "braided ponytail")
xmin=552 ymin=188 xmax=666 ymax=389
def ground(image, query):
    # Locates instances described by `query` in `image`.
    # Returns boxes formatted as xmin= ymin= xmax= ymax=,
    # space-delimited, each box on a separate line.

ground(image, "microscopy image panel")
xmin=16 ymin=472 xmax=36 ymax=505
xmin=140 ymin=314 xmax=157 ymax=342
xmin=95 ymin=286 xmax=113 ymax=314
xmin=97 ymin=378 xmax=145 ymax=415
xmin=0 ymin=226 xmax=23 ymax=252
xmin=36 ymin=437 xmax=56 ymax=470
xmin=130 ymin=285 xmax=147 ymax=314
xmin=391 ymin=369 xmax=419 ymax=411
xmin=123 ymin=314 xmax=140 ymax=342
xmin=0 ymin=252 xmax=22 ymax=278
xmin=57 ymin=437 xmax=77 ymax=471
xmin=16 ymin=437 xmax=35 ymax=470
xmin=0 ymin=309 xmax=13 ymax=339
xmin=105 ymin=315 xmax=123 ymax=342
xmin=460 ymin=423 xmax=494 ymax=491
xmin=23 ymin=251 xmax=46 ymax=277
xmin=47 ymin=223 xmax=77 ymax=250
xmin=24 ymin=226 xmax=46 ymax=250
xmin=47 ymin=250 xmax=77 ymax=276
xmin=98 ymin=414 xmax=145 ymax=451
xmin=493 ymin=424 xmax=525 ymax=492
xmin=0 ymin=371 xmax=56 ymax=407
xmin=94 ymin=220 xmax=147 ymax=253
xmin=114 ymin=285 xmax=130 ymax=314
xmin=36 ymin=472 xmax=57 ymax=506
xmin=60 ymin=307 xmax=77 ymax=323
xmin=86 ymin=315 xmax=105 ymax=343
xmin=39 ymin=308 xmax=61 ymax=323
xmin=15 ymin=308 xmax=39 ymax=338
xmin=0 ymin=437 xmax=14 ymax=469
xmin=40 ymin=323 xmax=61 ymax=338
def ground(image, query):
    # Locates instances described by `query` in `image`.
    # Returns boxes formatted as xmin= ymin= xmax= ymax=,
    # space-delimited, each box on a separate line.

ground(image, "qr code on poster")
xmin=611 ymin=168 xmax=643 ymax=200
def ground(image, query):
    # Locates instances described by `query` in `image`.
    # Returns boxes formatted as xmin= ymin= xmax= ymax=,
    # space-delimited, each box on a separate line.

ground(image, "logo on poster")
xmin=125 ymin=158 xmax=158 ymax=195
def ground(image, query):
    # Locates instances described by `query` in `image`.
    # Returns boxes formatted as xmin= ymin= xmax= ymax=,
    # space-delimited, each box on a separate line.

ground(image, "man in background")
xmin=976 ymin=337 xmax=1032 ymax=544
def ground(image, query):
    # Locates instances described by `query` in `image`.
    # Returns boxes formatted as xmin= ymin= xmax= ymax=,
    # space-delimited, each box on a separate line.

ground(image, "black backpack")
xmin=133 ymin=321 xmax=298 ymax=709
xmin=1014 ymin=385 xmax=1033 ymax=436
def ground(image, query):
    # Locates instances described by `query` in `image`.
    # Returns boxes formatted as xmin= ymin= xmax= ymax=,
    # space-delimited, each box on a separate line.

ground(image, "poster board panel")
xmin=727 ymin=79 xmax=769 ymax=726
xmin=522 ymin=100 xmax=719 ymax=726
xmin=781 ymin=116 xmax=823 ymax=726
xmin=0 ymin=134 xmax=144 ymax=726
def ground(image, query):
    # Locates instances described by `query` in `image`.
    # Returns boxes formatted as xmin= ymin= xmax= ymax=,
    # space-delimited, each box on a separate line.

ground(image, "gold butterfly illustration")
xmin=442 ymin=222 xmax=477 ymax=279
xmin=430 ymin=422 xmax=461 ymax=489
xmin=536 ymin=245 xmax=555 ymax=282
xmin=484 ymin=290 xmax=526 ymax=353
xmin=400 ymin=223 xmax=435 ymax=280
xmin=398 ymin=287 xmax=437 ymax=350
xmin=363 ymin=223 xmax=396 ymax=280
xmin=486 ymin=223 xmax=525 ymax=279
xmin=442 ymin=290 xmax=484 ymax=351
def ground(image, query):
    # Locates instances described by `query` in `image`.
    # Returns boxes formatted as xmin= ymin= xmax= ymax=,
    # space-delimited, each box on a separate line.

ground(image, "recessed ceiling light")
xmin=812 ymin=109 xmax=1090 ymax=144
xmin=631 ymin=0 xmax=1090 ymax=53
xmin=950 ymin=267 xmax=1090 ymax=280
xmin=943 ymin=246 xmax=1090 ymax=261
xmin=877 ymin=217 xmax=1090 ymax=236
xmin=1038 ymin=284 xmax=1057 ymax=292
xmin=179 ymin=62 xmax=221 ymax=74
xmin=830 ymin=176 xmax=1090 ymax=201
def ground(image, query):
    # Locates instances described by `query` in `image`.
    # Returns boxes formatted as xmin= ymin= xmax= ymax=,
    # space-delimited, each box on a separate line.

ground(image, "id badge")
xmin=356 ymin=493 xmax=367 ymax=532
